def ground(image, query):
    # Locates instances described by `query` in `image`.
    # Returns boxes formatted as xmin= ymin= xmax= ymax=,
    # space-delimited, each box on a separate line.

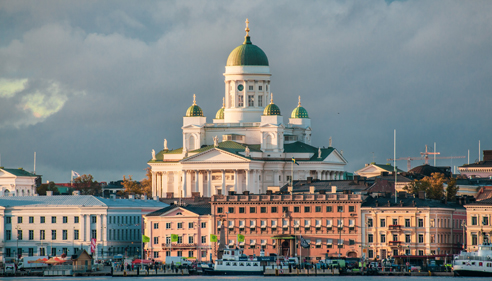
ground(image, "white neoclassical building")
xmin=0 ymin=168 xmax=38 ymax=197
xmin=148 ymin=20 xmax=348 ymax=198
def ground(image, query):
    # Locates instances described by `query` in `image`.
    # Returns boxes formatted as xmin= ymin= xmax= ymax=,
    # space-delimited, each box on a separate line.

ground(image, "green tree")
xmin=73 ymin=174 xmax=101 ymax=195
xmin=403 ymin=172 xmax=458 ymax=201
xmin=403 ymin=179 xmax=430 ymax=195
xmin=37 ymin=181 xmax=59 ymax=195
xmin=122 ymin=175 xmax=142 ymax=195
xmin=445 ymin=177 xmax=459 ymax=202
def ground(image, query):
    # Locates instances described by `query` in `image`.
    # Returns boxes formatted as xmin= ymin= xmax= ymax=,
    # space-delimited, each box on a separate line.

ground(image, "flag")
xmin=210 ymin=234 xmax=218 ymax=242
xmin=90 ymin=238 xmax=96 ymax=253
xmin=300 ymin=235 xmax=309 ymax=248
xmin=72 ymin=171 xmax=81 ymax=179
xmin=171 ymin=234 xmax=179 ymax=242
xmin=292 ymin=157 xmax=299 ymax=165
xmin=142 ymin=235 xmax=150 ymax=243
xmin=237 ymin=234 xmax=245 ymax=243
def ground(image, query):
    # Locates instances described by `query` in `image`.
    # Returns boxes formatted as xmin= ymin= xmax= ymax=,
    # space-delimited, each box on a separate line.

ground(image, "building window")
xmin=6 ymin=230 xmax=11 ymax=240
xmin=201 ymin=222 xmax=206 ymax=228
xmin=177 ymin=236 xmax=183 ymax=244
xmin=338 ymin=206 xmax=343 ymax=212
xmin=188 ymin=250 xmax=194 ymax=257
xmin=18 ymin=216 xmax=23 ymax=223
xmin=484 ymin=217 xmax=489 ymax=226
xmin=18 ymin=230 xmax=23 ymax=240
xmin=282 ymin=207 xmax=289 ymax=213
xmin=166 ymin=223 xmax=171 ymax=229
xmin=380 ymin=219 xmax=386 ymax=227
xmin=29 ymin=216 xmax=34 ymax=223
xmin=91 ymin=230 xmax=96 ymax=239
xmin=392 ymin=219 xmax=398 ymax=225
xmin=405 ymin=219 xmax=410 ymax=227
xmin=238 ymin=95 xmax=244 ymax=107
xmin=91 ymin=216 xmax=97 ymax=223
xmin=315 ymin=206 xmax=322 ymax=212
xmin=74 ymin=230 xmax=79 ymax=240
xmin=177 ymin=251 xmax=182 ymax=257
xmin=40 ymin=230 xmax=45 ymax=240
xmin=258 ymin=95 xmax=263 ymax=107
xmin=367 ymin=218 xmax=373 ymax=228
xmin=188 ymin=236 xmax=194 ymax=243
xmin=304 ymin=206 xmax=311 ymax=213
xmin=239 ymin=207 xmax=245 ymax=213
xmin=74 ymin=216 xmax=79 ymax=223
xmin=349 ymin=239 xmax=355 ymax=245
xmin=380 ymin=234 xmax=386 ymax=243
xmin=405 ymin=234 xmax=411 ymax=243
xmin=189 ymin=222 xmax=194 ymax=229
xmin=52 ymin=230 xmax=57 ymax=240
xmin=393 ymin=234 xmax=398 ymax=241
xmin=271 ymin=207 xmax=277 ymax=213
xmin=202 ymin=236 xmax=206 ymax=243
xmin=177 ymin=223 xmax=183 ymax=229
xmin=418 ymin=218 xmax=424 ymax=227
xmin=249 ymin=85 xmax=253 ymax=91
xmin=228 ymin=207 xmax=235 ymax=214
xmin=368 ymin=234 xmax=373 ymax=243
xmin=154 ymin=251 xmax=159 ymax=258
xmin=51 ymin=216 xmax=56 ymax=223
xmin=349 ymin=206 xmax=355 ymax=212
xmin=51 ymin=248 xmax=56 ymax=256
xmin=368 ymin=249 xmax=374 ymax=259
xmin=294 ymin=206 xmax=300 ymax=213
xmin=248 ymin=95 xmax=254 ymax=106
xmin=217 ymin=207 xmax=223 ymax=213
xmin=63 ymin=216 xmax=68 ymax=223
xmin=418 ymin=234 xmax=424 ymax=243
xmin=154 ymin=237 xmax=159 ymax=244
xmin=259 ymin=86 xmax=263 ymax=90
xmin=472 ymin=233 xmax=478 ymax=245
xmin=250 ymin=207 xmax=256 ymax=213
xmin=29 ymin=248 xmax=34 ymax=256
xmin=166 ymin=251 xmax=171 ymax=256
xmin=261 ymin=207 xmax=267 ymax=213
xmin=40 ymin=216 xmax=45 ymax=224
xmin=63 ymin=230 xmax=68 ymax=240
xmin=471 ymin=216 xmax=478 ymax=225
xmin=153 ymin=223 xmax=159 ymax=229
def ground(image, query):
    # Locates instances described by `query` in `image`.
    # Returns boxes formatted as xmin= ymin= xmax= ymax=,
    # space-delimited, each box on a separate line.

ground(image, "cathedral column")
xmin=83 ymin=215 xmax=87 ymax=242
xmin=199 ymin=171 xmax=204 ymax=197
xmin=207 ymin=170 xmax=212 ymax=197
xmin=182 ymin=170 xmax=187 ymax=197
xmin=85 ymin=215 xmax=91 ymax=242
xmin=252 ymin=170 xmax=257 ymax=193
xmin=156 ymin=173 xmax=161 ymax=197
xmin=194 ymin=170 xmax=199 ymax=193
xmin=243 ymin=80 xmax=247 ymax=108
xmin=173 ymin=172 xmax=180 ymax=196
xmin=102 ymin=215 xmax=107 ymax=242
xmin=273 ymin=170 xmax=278 ymax=186
xmin=151 ymin=172 xmax=157 ymax=197
xmin=225 ymin=81 xmax=230 ymax=108
xmin=162 ymin=172 xmax=168 ymax=196
xmin=221 ymin=170 xmax=226 ymax=194
xmin=316 ymin=170 xmax=322 ymax=180
xmin=0 ymin=215 xmax=4 ymax=242
xmin=245 ymin=170 xmax=250 ymax=191
xmin=234 ymin=170 xmax=238 ymax=193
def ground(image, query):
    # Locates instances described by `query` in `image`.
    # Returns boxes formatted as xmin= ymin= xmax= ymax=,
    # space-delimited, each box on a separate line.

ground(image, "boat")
xmin=202 ymin=247 xmax=274 ymax=275
xmin=453 ymin=242 xmax=492 ymax=277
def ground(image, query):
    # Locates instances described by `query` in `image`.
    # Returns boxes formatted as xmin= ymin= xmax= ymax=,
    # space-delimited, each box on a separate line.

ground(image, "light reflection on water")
xmin=1 ymin=277 xmax=490 ymax=281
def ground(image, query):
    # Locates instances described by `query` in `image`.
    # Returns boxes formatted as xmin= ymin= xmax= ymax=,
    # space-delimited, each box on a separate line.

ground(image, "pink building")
xmin=143 ymin=204 xmax=212 ymax=262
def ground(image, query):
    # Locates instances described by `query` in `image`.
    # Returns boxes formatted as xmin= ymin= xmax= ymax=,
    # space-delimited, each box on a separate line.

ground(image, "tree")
xmin=73 ymin=174 xmax=101 ymax=195
xmin=122 ymin=175 xmax=142 ymax=195
xmin=140 ymin=167 xmax=152 ymax=196
xmin=445 ymin=177 xmax=459 ymax=202
xmin=37 ymin=181 xmax=59 ymax=195
xmin=403 ymin=179 xmax=430 ymax=195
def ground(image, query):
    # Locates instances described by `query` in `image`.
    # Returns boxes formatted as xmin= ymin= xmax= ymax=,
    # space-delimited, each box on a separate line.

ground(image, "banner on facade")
xmin=210 ymin=234 xmax=218 ymax=242
xmin=171 ymin=234 xmax=179 ymax=242
xmin=90 ymin=238 xmax=96 ymax=253
xmin=237 ymin=234 xmax=245 ymax=242
xmin=300 ymin=236 xmax=309 ymax=248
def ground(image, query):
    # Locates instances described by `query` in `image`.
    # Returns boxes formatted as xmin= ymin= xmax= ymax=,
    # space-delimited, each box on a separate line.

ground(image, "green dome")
xmin=226 ymin=36 xmax=269 ymax=66
xmin=291 ymin=106 xmax=309 ymax=118
xmin=263 ymin=103 xmax=281 ymax=116
xmin=215 ymin=107 xmax=224 ymax=119
xmin=185 ymin=94 xmax=203 ymax=117
xmin=186 ymin=105 xmax=203 ymax=117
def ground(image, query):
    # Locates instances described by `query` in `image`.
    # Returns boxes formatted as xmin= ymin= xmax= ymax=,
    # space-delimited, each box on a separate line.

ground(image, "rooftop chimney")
xmin=72 ymin=190 xmax=80 ymax=196
xmin=331 ymin=186 xmax=337 ymax=193
xmin=46 ymin=191 xmax=53 ymax=196
xmin=128 ymin=194 xmax=134 ymax=200
xmin=142 ymin=194 xmax=147 ymax=200
xmin=288 ymin=185 xmax=293 ymax=193
xmin=309 ymin=186 xmax=315 ymax=194
xmin=307 ymin=177 xmax=313 ymax=184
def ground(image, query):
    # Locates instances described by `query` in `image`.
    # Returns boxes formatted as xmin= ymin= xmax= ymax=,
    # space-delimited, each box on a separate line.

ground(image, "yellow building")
xmin=464 ymin=198 xmax=492 ymax=252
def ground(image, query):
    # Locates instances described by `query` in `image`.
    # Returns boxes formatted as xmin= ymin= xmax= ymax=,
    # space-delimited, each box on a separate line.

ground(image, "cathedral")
xmin=148 ymin=20 xmax=347 ymax=198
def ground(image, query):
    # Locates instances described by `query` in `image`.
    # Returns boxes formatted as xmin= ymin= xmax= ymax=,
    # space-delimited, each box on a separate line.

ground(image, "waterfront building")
xmin=0 ymin=168 xmax=39 ymax=196
xmin=0 ymin=193 xmax=167 ymax=263
xmin=210 ymin=192 xmax=363 ymax=261
xmin=148 ymin=20 xmax=347 ymax=198
xmin=279 ymin=176 xmax=369 ymax=194
xmin=459 ymin=150 xmax=492 ymax=178
xmin=143 ymin=204 xmax=212 ymax=262
xmin=361 ymin=194 xmax=466 ymax=261
xmin=464 ymin=198 xmax=492 ymax=252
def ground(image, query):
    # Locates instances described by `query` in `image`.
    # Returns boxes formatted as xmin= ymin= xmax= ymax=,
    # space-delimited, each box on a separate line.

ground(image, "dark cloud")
xmin=0 ymin=0 xmax=491 ymax=182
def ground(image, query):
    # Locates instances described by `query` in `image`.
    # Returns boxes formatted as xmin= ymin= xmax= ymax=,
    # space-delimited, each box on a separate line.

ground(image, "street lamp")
xmin=15 ymin=225 xmax=22 ymax=264
xmin=461 ymin=221 xmax=466 ymax=250
xmin=226 ymin=212 xmax=230 ymax=247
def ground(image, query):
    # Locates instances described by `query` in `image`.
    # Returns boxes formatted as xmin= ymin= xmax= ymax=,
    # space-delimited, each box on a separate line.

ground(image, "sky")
xmin=0 ymin=0 xmax=491 ymax=183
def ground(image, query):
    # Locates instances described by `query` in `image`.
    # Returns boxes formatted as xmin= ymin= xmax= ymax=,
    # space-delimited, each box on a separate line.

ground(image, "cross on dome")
xmin=222 ymin=97 xmax=225 ymax=108
xmin=298 ymin=96 xmax=301 ymax=106
xmin=245 ymin=18 xmax=250 ymax=36
xmin=193 ymin=94 xmax=197 ymax=105
xmin=270 ymin=93 xmax=274 ymax=104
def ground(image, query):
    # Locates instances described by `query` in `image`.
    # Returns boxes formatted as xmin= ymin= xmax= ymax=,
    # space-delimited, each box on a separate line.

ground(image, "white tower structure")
xmin=148 ymin=20 xmax=347 ymax=198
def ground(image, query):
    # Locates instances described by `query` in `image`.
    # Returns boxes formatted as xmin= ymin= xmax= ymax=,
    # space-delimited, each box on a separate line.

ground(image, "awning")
xmin=271 ymin=234 xmax=295 ymax=240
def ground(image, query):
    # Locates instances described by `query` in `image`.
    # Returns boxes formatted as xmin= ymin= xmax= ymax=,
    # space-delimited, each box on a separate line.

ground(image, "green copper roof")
xmin=263 ymin=103 xmax=281 ymax=116
xmin=291 ymin=106 xmax=309 ymax=118
xmin=1 ymin=168 xmax=37 ymax=177
xmin=185 ymin=105 xmax=203 ymax=117
xmin=226 ymin=36 xmax=269 ymax=66
xmin=215 ymin=107 xmax=224 ymax=119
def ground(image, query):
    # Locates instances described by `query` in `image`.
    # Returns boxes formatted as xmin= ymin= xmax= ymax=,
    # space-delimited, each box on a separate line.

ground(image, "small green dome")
xmin=185 ymin=94 xmax=203 ymax=117
xmin=226 ymin=36 xmax=269 ymax=66
xmin=291 ymin=96 xmax=309 ymax=118
xmin=263 ymin=103 xmax=281 ymax=116
xmin=215 ymin=107 xmax=224 ymax=119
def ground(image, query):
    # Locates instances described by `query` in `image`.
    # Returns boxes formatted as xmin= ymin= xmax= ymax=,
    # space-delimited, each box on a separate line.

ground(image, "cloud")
xmin=0 ymin=79 xmax=84 ymax=128
xmin=0 ymin=78 xmax=27 ymax=98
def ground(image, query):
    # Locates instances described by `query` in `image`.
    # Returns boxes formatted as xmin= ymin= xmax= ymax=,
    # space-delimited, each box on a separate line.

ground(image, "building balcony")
xmin=161 ymin=243 xmax=197 ymax=249
xmin=388 ymin=241 xmax=402 ymax=247
xmin=389 ymin=225 xmax=402 ymax=231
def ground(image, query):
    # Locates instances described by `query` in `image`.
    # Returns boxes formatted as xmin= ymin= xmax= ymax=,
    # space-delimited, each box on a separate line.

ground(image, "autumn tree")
xmin=403 ymin=172 xmax=459 ymax=201
xmin=122 ymin=175 xmax=142 ymax=195
xmin=73 ymin=174 xmax=101 ymax=195
xmin=140 ymin=167 xmax=152 ymax=196
xmin=37 ymin=181 xmax=59 ymax=195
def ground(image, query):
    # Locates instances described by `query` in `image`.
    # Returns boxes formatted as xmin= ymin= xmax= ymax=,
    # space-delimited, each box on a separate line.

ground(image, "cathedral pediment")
xmin=182 ymin=124 xmax=204 ymax=129
xmin=323 ymin=149 xmax=348 ymax=164
xmin=181 ymin=148 xmax=250 ymax=163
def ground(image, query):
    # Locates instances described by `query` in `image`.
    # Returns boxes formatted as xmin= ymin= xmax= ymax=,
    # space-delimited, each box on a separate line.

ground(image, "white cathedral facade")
xmin=148 ymin=20 xmax=347 ymax=198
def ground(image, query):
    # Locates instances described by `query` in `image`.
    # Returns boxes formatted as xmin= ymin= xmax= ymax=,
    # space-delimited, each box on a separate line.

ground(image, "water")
xmin=0 ymin=277 xmax=488 ymax=281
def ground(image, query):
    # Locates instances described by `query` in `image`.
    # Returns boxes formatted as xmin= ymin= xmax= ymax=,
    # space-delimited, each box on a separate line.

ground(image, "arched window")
xmin=266 ymin=135 xmax=273 ymax=149
xmin=189 ymin=135 xmax=195 ymax=150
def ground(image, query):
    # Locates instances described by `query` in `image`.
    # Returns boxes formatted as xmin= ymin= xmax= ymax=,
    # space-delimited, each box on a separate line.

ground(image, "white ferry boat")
xmin=453 ymin=243 xmax=492 ymax=277
xmin=202 ymin=248 xmax=274 ymax=275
